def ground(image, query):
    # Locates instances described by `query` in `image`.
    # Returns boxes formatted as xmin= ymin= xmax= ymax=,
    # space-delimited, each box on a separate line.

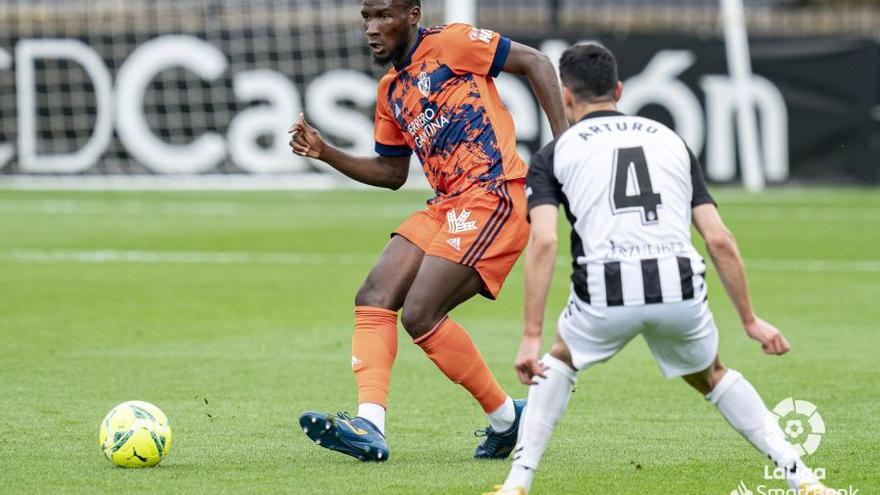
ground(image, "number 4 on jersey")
xmin=610 ymin=146 xmax=662 ymax=224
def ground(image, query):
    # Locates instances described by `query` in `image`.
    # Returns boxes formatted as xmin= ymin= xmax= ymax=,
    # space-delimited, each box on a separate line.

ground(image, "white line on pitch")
xmin=0 ymin=200 xmax=243 ymax=216
xmin=0 ymin=249 xmax=375 ymax=265
xmin=2 ymin=249 xmax=880 ymax=273
xmin=743 ymin=259 xmax=880 ymax=273
xmin=0 ymin=199 xmax=416 ymax=218
xmin=723 ymin=207 xmax=880 ymax=223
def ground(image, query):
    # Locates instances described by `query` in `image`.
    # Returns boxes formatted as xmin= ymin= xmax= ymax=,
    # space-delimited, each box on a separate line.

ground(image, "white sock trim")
xmin=488 ymin=396 xmax=515 ymax=417
xmin=540 ymin=354 xmax=578 ymax=384
xmin=705 ymin=368 xmax=742 ymax=405
xmin=357 ymin=402 xmax=386 ymax=435
xmin=488 ymin=396 xmax=516 ymax=433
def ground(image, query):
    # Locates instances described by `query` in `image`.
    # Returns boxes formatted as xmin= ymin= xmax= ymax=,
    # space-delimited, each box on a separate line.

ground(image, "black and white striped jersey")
xmin=527 ymin=110 xmax=716 ymax=307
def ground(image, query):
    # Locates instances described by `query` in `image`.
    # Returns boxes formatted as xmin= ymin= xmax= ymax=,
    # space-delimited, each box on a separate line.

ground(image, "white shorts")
xmin=557 ymin=291 xmax=719 ymax=378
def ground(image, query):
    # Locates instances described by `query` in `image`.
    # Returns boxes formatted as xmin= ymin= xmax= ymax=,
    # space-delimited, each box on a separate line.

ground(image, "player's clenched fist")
xmin=288 ymin=113 xmax=325 ymax=159
xmin=744 ymin=317 xmax=791 ymax=355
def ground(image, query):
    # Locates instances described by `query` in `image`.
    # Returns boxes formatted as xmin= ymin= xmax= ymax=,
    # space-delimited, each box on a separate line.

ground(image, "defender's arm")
xmin=524 ymin=204 xmax=559 ymax=338
xmin=692 ymin=204 xmax=790 ymax=355
xmin=289 ymin=114 xmax=409 ymax=190
xmin=516 ymin=204 xmax=559 ymax=384
xmin=503 ymin=42 xmax=568 ymax=138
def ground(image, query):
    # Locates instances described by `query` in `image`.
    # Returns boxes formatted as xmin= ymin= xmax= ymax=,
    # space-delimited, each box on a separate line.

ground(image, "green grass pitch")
xmin=0 ymin=187 xmax=877 ymax=494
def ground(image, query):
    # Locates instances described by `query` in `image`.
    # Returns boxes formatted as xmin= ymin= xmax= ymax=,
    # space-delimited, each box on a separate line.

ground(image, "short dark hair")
xmin=402 ymin=0 xmax=421 ymax=7
xmin=559 ymin=43 xmax=618 ymax=102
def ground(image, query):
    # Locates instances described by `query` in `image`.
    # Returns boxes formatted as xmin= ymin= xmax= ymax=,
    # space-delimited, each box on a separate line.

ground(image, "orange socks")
xmin=414 ymin=316 xmax=508 ymax=413
xmin=352 ymin=306 xmax=399 ymax=408
xmin=352 ymin=308 xmax=506 ymax=415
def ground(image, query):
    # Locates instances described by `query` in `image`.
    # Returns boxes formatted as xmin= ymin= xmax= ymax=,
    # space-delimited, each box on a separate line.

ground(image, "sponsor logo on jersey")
xmin=417 ymin=71 xmax=431 ymax=97
xmin=405 ymin=107 xmax=450 ymax=149
xmin=447 ymin=208 xmax=478 ymax=234
xmin=393 ymin=103 xmax=402 ymax=119
xmin=468 ymin=27 xmax=493 ymax=44
xmin=446 ymin=237 xmax=461 ymax=252
xmin=606 ymin=240 xmax=687 ymax=259
xmin=351 ymin=355 xmax=363 ymax=370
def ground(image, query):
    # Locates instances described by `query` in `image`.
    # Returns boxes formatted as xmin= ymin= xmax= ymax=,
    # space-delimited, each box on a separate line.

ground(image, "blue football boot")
xmin=474 ymin=398 xmax=527 ymax=459
xmin=299 ymin=411 xmax=389 ymax=462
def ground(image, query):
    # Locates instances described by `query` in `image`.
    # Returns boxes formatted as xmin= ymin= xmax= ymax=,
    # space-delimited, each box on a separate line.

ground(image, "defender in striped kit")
xmin=487 ymin=44 xmax=837 ymax=495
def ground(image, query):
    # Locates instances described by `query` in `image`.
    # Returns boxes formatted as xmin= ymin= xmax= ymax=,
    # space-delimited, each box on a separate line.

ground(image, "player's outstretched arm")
xmin=288 ymin=113 xmax=409 ymax=190
xmin=516 ymin=204 xmax=559 ymax=385
xmin=692 ymin=204 xmax=791 ymax=355
xmin=502 ymin=42 xmax=568 ymax=138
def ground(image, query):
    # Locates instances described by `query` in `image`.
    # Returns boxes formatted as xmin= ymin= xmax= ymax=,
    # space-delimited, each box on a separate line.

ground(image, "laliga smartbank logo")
xmin=730 ymin=481 xmax=755 ymax=495
xmin=730 ymin=398 xmax=859 ymax=495
xmin=769 ymin=397 xmax=825 ymax=456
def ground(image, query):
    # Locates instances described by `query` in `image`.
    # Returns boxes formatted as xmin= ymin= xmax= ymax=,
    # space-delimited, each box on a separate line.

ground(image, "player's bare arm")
xmin=515 ymin=204 xmax=559 ymax=385
xmin=503 ymin=42 xmax=568 ymax=138
xmin=692 ymin=203 xmax=791 ymax=355
xmin=288 ymin=113 xmax=409 ymax=190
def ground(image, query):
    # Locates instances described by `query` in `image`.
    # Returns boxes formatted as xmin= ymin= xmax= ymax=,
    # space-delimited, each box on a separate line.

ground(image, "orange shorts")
xmin=393 ymin=180 xmax=529 ymax=299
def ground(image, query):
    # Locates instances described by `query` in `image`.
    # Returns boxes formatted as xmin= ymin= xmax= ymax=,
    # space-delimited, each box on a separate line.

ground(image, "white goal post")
xmin=445 ymin=0 xmax=477 ymax=25
xmin=720 ymin=0 xmax=765 ymax=192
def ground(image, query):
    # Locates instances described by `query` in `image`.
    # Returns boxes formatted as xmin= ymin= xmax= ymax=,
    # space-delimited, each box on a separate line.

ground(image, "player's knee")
xmin=354 ymin=278 xmax=401 ymax=310
xmin=548 ymin=338 xmax=577 ymax=371
xmin=706 ymin=360 xmax=728 ymax=390
xmin=683 ymin=359 xmax=726 ymax=394
xmin=400 ymin=302 xmax=439 ymax=339
xmin=683 ymin=372 xmax=711 ymax=395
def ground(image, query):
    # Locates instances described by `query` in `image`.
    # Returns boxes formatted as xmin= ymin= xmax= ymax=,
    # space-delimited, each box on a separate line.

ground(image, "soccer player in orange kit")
xmin=290 ymin=0 xmax=567 ymax=462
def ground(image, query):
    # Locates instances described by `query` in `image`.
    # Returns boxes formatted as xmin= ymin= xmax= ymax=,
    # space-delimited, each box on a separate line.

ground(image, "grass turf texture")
xmin=0 ymin=187 xmax=877 ymax=494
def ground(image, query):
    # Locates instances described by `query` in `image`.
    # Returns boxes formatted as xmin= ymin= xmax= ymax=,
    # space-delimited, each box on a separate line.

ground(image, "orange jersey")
xmin=373 ymin=23 xmax=526 ymax=202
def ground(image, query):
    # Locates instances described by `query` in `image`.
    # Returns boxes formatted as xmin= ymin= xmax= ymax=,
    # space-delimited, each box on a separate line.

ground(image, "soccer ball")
xmin=99 ymin=401 xmax=172 ymax=468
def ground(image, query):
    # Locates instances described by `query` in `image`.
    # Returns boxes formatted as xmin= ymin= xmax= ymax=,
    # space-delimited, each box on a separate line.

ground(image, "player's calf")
xmin=412 ymin=316 xmax=510 ymax=415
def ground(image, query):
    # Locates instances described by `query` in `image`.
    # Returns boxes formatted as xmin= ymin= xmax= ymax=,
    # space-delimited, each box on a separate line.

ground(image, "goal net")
xmin=0 ymin=0 xmax=875 ymax=184
xmin=0 ymin=0 xmax=443 ymax=177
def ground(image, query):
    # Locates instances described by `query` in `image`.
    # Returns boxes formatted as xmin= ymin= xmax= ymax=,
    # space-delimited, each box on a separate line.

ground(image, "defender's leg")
xmin=685 ymin=356 xmax=833 ymax=493
xmin=501 ymin=333 xmax=578 ymax=494
xmin=498 ymin=294 xmax=647 ymax=494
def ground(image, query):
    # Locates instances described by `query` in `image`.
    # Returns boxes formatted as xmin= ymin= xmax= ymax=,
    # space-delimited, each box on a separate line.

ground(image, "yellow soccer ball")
xmin=99 ymin=401 xmax=172 ymax=468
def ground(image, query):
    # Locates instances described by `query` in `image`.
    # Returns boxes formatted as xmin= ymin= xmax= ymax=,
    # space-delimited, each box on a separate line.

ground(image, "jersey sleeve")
xmin=526 ymin=141 xmax=563 ymax=211
xmin=374 ymin=75 xmax=412 ymax=157
xmin=688 ymin=146 xmax=716 ymax=207
xmin=439 ymin=23 xmax=511 ymax=78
